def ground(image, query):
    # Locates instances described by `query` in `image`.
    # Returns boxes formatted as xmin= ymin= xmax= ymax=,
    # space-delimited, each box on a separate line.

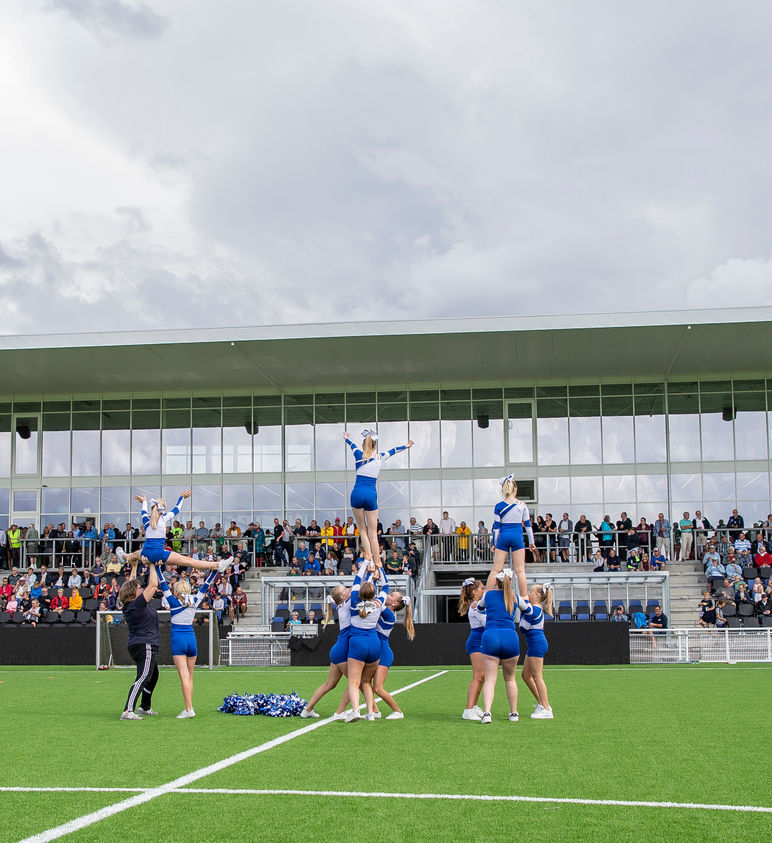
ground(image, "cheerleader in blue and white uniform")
xmin=478 ymin=565 xmax=526 ymax=724
xmin=153 ymin=562 xmax=223 ymax=719
xmin=492 ymin=476 xmax=536 ymax=599
xmin=372 ymin=568 xmax=415 ymax=720
xmin=458 ymin=577 xmax=486 ymax=721
xmin=520 ymin=583 xmax=554 ymax=719
xmin=344 ymin=429 xmax=413 ymax=561
xmin=345 ymin=559 xmax=388 ymax=722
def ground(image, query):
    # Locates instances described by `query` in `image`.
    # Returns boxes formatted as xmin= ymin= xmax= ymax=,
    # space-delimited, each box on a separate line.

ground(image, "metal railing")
xmin=630 ymin=627 xmax=772 ymax=663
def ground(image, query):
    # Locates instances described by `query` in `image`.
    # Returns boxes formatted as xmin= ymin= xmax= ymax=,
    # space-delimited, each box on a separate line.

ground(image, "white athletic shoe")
xmin=531 ymin=706 xmax=554 ymax=719
xmin=137 ymin=707 xmax=158 ymax=716
xmin=218 ymin=556 xmax=234 ymax=573
xmin=176 ymin=709 xmax=196 ymax=719
xmin=116 ymin=547 xmax=125 ymax=564
xmin=365 ymin=713 xmax=376 ymax=721
xmin=472 ymin=705 xmax=485 ymax=718
xmin=344 ymin=710 xmax=360 ymax=723
xmin=508 ymin=712 xmax=519 ymax=722
xmin=385 ymin=711 xmax=404 ymax=720
xmin=372 ymin=709 xmax=382 ymax=719
xmin=331 ymin=711 xmax=347 ymax=721
xmin=300 ymin=707 xmax=320 ymax=719
xmin=462 ymin=708 xmax=482 ymax=721
xmin=120 ymin=711 xmax=143 ymax=720
xmin=480 ymin=712 xmax=492 ymax=724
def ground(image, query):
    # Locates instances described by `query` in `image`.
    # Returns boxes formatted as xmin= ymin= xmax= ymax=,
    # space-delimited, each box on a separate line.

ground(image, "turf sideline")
xmin=16 ymin=670 xmax=448 ymax=843
xmin=5 ymin=786 xmax=772 ymax=814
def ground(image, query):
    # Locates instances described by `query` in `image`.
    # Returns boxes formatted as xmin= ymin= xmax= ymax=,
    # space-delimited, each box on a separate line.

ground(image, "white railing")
xmin=630 ymin=628 xmax=772 ymax=664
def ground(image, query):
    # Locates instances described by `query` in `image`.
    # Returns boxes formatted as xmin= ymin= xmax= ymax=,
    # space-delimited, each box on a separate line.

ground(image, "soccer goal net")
xmin=96 ymin=611 xmax=220 ymax=669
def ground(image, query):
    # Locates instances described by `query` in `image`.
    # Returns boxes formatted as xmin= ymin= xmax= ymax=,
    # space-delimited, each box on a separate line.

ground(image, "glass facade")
xmin=0 ymin=379 xmax=770 ymax=531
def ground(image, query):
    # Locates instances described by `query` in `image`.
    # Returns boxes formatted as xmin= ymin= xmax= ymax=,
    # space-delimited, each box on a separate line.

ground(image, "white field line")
xmin=6 ymin=785 xmax=772 ymax=814
xmin=16 ymin=670 xmax=448 ymax=843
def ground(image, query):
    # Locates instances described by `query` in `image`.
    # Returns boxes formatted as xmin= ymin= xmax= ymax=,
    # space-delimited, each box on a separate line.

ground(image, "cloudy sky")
xmin=1 ymin=0 xmax=771 ymax=336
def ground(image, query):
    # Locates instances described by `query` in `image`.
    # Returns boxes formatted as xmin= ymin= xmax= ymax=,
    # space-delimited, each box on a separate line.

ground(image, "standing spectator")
xmin=653 ymin=513 xmax=671 ymax=557
xmin=439 ymin=511 xmax=457 ymax=560
xmin=698 ymin=591 xmax=716 ymax=627
xmin=342 ymin=516 xmax=357 ymax=551
xmin=332 ymin=517 xmax=344 ymax=542
xmin=389 ymin=519 xmax=406 ymax=552
xmin=763 ymin=514 xmax=772 ymax=548
xmin=678 ymin=512 xmax=694 ymax=561
xmin=8 ymin=524 xmax=22 ymax=567
xmin=181 ymin=521 xmax=195 ymax=555
xmin=0 ymin=525 xmax=6 ymax=567
xmin=598 ymin=515 xmax=615 ymax=559
xmin=727 ymin=509 xmax=744 ymax=541
xmin=423 ymin=518 xmax=440 ymax=561
xmin=320 ymin=519 xmax=334 ymax=550
xmin=252 ymin=523 xmax=266 ymax=568
xmin=475 ymin=521 xmax=491 ymax=562
xmin=455 ymin=521 xmax=471 ymax=561
xmin=625 ymin=527 xmax=640 ymax=567
xmin=230 ymin=586 xmax=247 ymax=621
xmin=306 ymin=519 xmax=321 ymax=553
xmin=575 ymin=515 xmax=593 ymax=562
xmin=557 ymin=513 xmax=573 ymax=562
xmin=407 ymin=516 xmax=423 ymax=554
xmin=636 ymin=517 xmax=653 ymax=556
xmin=692 ymin=510 xmax=712 ymax=561
xmin=194 ymin=521 xmax=209 ymax=555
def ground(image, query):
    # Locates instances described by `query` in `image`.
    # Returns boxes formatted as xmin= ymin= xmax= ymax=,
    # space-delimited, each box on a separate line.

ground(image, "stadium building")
xmin=0 ymin=307 xmax=770 ymax=535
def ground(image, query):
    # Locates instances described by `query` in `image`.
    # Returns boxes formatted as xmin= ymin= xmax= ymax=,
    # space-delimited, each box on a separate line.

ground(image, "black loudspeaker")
xmin=722 ymin=407 xmax=735 ymax=422
xmin=16 ymin=424 xmax=31 ymax=440
xmin=245 ymin=422 xmax=260 ymax=436
xmin=477 ymin=414 xmax=489 ymax=429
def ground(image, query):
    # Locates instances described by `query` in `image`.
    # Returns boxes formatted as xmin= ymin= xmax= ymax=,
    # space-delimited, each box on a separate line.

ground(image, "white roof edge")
xmin=1 ymin=306 xmax=770 ymax=352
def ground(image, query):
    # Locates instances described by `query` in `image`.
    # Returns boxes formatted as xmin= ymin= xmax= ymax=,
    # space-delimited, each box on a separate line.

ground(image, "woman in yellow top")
xmin=68 ymin=587 xmax=83 ymax=611
xmin=456 ymin=522 xmax=472 ymax=560
xmin=320 ymin=520 xmax=334 ymax=548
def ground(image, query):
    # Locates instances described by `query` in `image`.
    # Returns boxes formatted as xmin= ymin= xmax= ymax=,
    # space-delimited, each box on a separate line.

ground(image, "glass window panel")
xmin=410 ymin=480 xmax=441 ymax=507
xmin=315 ymin=404 xmax=345 ymax=425
xmin=536 ymin=418 xmax=569 ymax=465
xmin=537 ymin=476 xmax=569 ymax=507
xmin=409 ymin=402 xmax=439 ymax=422
xmin=671 ymin=473 xmax=702 ymax=502
xmin=441 ymin=419 xmax=472 ymax=468
xmin=252 ymin=395 xmax=282 ymax=407
xmin=285 ymin=394 xmax=313 ymax=406
xmin=223 ymin=512 xmax=251 ymax=531
xmin=72 ymin=411 xmax=100 ymax=430
xmin=223 ymin=484 xmax=252 ymax=510
xmin=14 ymin=401 xmax=42 ymax=413
xmin=253 ymin=426 xmax=282 ymax=473
xmin=13 ymin=490 xmax=38 ymax=511
xmin=441 ymin=400 xmax=470 ymax=419
xmin=667 ymin=381 xmax=698 ymax=395
xmin=572 ymin=504 xmax=605 ymax=526
xmin=42 ymin=430 xmax=71 ymax=476
xmin=536 ymin=386 xmax=567 ymax=398
xmin=375 ymin=480 xmax=409 ymax=511
xmin=192 ymin=396 xmax=221 ymax=408
xmin=441 ymin=479 xmax=473 ymax=508
xmin=286 ymin=483 xmax=314 ymax=512
xmin=601 ymin=384 xmax=632 ymax=397
xmin=71 ymin=487 xmax=99 ymax=515
xmin=192 ymin=484 xmax=221 ymax=511
xmin=132 ymin=428 xmax=160 ymax=475
xmin=474 ymin=478 xmax=502 ymax=507
xmin=189 ymin=512 xmax=218 ymax=533
xmin=14 ymin=417 xmax=39 ymax=474
xmin=474 ymin=418 xmax=504 ymax=467
xmin=537 ymin=398 xmax=568 ymax=418
xmin=315 ymin=424 xmax=346 ymax=471
xmin=504 ymin=386 xmax=534 ymax=399
xmin=733 ymin=379 xmax=765 ymax=391
xmin=636 ymin=475 xmax=668 ymax=501
xmin=507 ymin=403 xmax=534 ymax=464
xmin=0 ymin=429 xmax=10 ymax=478
xmin=569 ymin=417 xmax=601 ymax=464
xmin=668 ymin=395 xmax=700 ymax=461
xmin=162 ymin=397 xmax=190 ymax=409
xmin=285 ymin=424 xmax=313 ymax=472
xmin=163 ymin=427 xmax=191 ymax=474
xmin=223 ymin=423 xmax=254 ymax=473
xmin=701 ymin=473 xmax=735 ymax=501
xmin=378 ymin=403 xmax=408 ymax=423
xmin=601 ymin=415 xmax=634 ymax=465
xmin=736 ymin=472 xmax=770 ymax=501
xmin=43 ymin=401 xmax=70 ymax=412
xmin=101 ymin=487 xmax=129 ymax=512
xmin=700 ymin=380 xmax=732 ymax=393
xmin=571 ymin=476 xmax=602 ymax=503
xmin=605 ymin=502 xmax=638 ymax=522
xmin=41 ymin=487 xmax=69 ymax=513
xmin=700 ymin=412 xmax=734 ymax=461
xmin=346 ymin=404 xmax=376 ymax=426
xmin=603 ymin=475 xmax=635 ymax=502
xmin=102 ymin=429 xmax=130 ymax=476
xmin=317 ymin=393 xmax=345 ymax=404
xmin=408 ymin=421 xmax=440 ymax=468
xmin=132 ymin=399 xmax=160 ymax=410
xmin=568 ymin=385 xmax=600 ymax=397
xmin=192 ymin=426 xmax=221 ymax=474
xmin=409 ymin=390 xmax=439 ymax=402
xmin=222 ymin=395 xmax=250 ymax=408
xmin=734 ymin=397 xmax=768 ymax=460
xmin=377 ymin=422 xmax=409 ymax=471
xmin=633 ymin=382 xmax=665 ymax=395
xmin=735 ymin=501 xmax=770 ymax=523
xmin=316 ymin=481 xmax=346 ymax=511
xmin=634 ymin=415 xmax=666 ymax=463
xmin=254 ymin=483 xmax=282 ymax=511
xmin=72 ymin=430 xmax=100 ymax=476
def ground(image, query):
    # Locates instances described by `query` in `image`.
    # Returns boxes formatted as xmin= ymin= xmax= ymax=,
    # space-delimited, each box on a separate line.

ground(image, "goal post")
xmin=95 ymin=611 xmax=220 ymax=670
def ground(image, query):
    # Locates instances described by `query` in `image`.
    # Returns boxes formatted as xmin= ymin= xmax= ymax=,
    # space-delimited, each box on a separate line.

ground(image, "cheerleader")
xmin=458 ymin=577 xmax=486 ymax=721
xmin=344 ymin=430 xmax=413 ymax=561
xmin=300 ymin=583 xmax=354 ymax=719
xmin=345 ymin=559 xmax=387 ymax=722
xmin=119 ymin=491 xmax=234 ymax=571
xmin=478 ymin=566 xmax=520 ymax=724
xmin=492 ymin=476 xmax=536 ymax=598
xmin=372 ymin=572 xmax=415 ymax=720
xmin=153 ymin=562 xmax=221 ymax=718
xmin=520 ymin=583 xmax=554 ymax=719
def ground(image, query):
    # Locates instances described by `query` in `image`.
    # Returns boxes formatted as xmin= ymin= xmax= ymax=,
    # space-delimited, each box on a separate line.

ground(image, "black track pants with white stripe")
xmin=125 ymin=643 xmax=159 ymax=712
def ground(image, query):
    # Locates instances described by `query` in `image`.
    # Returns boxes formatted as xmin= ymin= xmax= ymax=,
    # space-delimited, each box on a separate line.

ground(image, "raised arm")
xmin=142 ymin=563 xmax=158 ymax=603
xmin=350 ymin=560 xmax=371 ymax=605
xmin=377 ymin=564 xmax=390 ymax=601
xmin=192 ymin=568 xmax=219 ymax=607
xmin=165 ymin=493 xmax=188 ymax=523
xmin=380 ymin=440 xmax=414 ymax=462
xmin=343 ymin=431 xmax=363 ymax=460
xmin=139 ymin=498 xmax=151 ymax=531
xmin=153 ymin=564 xmax=171 ymax=596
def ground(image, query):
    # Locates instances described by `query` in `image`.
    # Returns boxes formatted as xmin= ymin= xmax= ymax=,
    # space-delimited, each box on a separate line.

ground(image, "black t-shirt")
xmin=123 ymin=592 xmax=160 ymax=647
xmin=651 ymin=613 xmax=668 ymax=629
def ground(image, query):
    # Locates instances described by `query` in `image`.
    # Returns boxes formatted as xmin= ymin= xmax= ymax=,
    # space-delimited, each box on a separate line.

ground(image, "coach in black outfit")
xmin=119 ymin=564 xmax=160 ymax=721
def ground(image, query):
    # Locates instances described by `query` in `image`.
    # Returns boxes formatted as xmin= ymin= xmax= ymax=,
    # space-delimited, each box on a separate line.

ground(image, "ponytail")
xmin=502 ymin=478 xmax=517 ymax=498
xmin=458 ymin=579 xmax=482 ymax=616
xmin=324 ymin=600 xmax=334 ymax=626
xmin=323 ymin=585 xmax=346 ymax=626
xmin=357 ymin=581 xmax=375 ymax=617
xmin=149 ymin=500 xmax=165 ymax=531
xmin=403 ymin=601 xmax=415 ymax=640
xmin=533 ymin=583 xmax=553 ymax=616
xmin=362 ymin=435 xmax=376 ymax=460
xmin=501 ymin=575 xmax=515 ymax=614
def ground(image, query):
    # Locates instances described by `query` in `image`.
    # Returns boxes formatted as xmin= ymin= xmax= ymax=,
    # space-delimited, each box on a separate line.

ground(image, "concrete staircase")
xmin=235 ymin=565 xmax=289 ymax=630
xmin=666 ymin=562 xmax=706 ymax=628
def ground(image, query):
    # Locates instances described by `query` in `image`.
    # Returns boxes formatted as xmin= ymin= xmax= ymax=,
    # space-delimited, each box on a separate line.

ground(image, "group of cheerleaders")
xmin=298 ymin=431 xmax=554 ymax=723
xmin=120 ymin=429 xmax=553 ymax=724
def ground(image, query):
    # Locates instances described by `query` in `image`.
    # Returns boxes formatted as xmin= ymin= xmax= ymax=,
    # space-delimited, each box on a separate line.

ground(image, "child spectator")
xmin=715 ymin=599 xmax=728 ymax=628
xmin=698 ymin=591 xmax=715 ymax=627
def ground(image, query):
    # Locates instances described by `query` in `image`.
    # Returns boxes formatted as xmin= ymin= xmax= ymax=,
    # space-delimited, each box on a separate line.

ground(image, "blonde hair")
xmin=357 ymin=581 xmax=376 ymax=618
xmin=496 ymin=574 xmax=515 ymax=614
xmin=458 ymin=580 xmax=483 ymax=616
xmin=324 ymin=585 xmax=347 ymax=625
xmin=362 ymin=434 xmax=376 ymax=460
xmin=173 ymin=580 xmax=191 ymax=599
xmin=149 ymin=499 xmax=166 ymax=531
xmin=502 ymin=478 xmax=517 ymax=498
xmin=394 ymin=594 xmax=415 ymax=640
xmin=532 ymin=584 xmax=553 ymax=616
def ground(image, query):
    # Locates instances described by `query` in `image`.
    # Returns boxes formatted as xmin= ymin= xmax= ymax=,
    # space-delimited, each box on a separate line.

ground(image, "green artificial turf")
xmin=1 ymin=664 xmax=769 ymax=842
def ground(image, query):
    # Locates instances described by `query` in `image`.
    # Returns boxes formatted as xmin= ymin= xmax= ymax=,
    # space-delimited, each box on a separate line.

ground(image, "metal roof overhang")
xmin=0 ymin=308 xmax=769 ymax=395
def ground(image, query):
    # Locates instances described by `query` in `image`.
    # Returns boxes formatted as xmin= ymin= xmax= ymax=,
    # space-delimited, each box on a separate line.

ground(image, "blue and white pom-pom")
xmin=218 ymin=691 xmax=308 ymax=717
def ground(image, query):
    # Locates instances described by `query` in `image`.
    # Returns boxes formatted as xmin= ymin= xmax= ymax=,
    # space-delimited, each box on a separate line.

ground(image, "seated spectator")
xmin=639 ymin=551 xmax=651 ymax=572
xmin=212 ymin=594 xmax=225 ymax=623
xmin=1 ymin=578 xmax=11 ymax=600
xmin=725 ymin=557 xmax=744 ymax=579
xmin=734 ymin=532 xmax=752 ymax=555
xmin=230 ymin=586 xmax=247 ymax=621
xmin=38 ymin=587 xmax=51 ymax=612
xmin=737 ymin=549 xmax=754 ymax=572
xmin=68 ymin=587 xmax=83 ymax=612
xmin=322 ymin=557 xmax=336 ymax=575
xmin=610 ymin=605 xmax=628 ymax=622
xmin=755 ymin=543 xmax=771 ymax=569
xmin=402 ymin=553 xmax=416 ymax=579
xmin=641 ymin=606 xmax=668 ymax=649
xmin=702 ymin=544 xmax=720 ymax=573
xmin=756 ymin=593 xmax=772 ymax=617
xmin=752 ymin=578 xmax=765 ymax=603
xmin=715 ymin=578 xmax=735 ymax=603
xmin=303 ymin=610 xmax=319 ymax=624
xmin=295 ymin=541 xmax=310 ymax=566
xmin=705 ymin=558 xmax=726 ymax=579
xmin=288 ymin=558 xmax=301 ymax=577
xmin=67 ymin=568 xmax=82 ymax=589
xmin=591 ymin=550 xmax=605 ymax=572
xmin=24 ymin=599 xmax=41 ymax=626
xmin=735 ymin=581 xmax=752 ymax=606
xmin=385 ymin=550 xmax=402 ymax=576
xmin=286 ymin=610 xmax=301 ymax=629
xmin=698 ymin=591 xmax=715 ymax=627
xmin=49 ymin=588 xmax=69 ymax=615
xmin=4 ymin=593 xmax=19 ymax=615
xmin=303 ymin=554 xmax=321 ymax=576
xmin=650 ymin=548 xmax=667 ymax=570
xmin=606 ymin=549 xmax=621 ymax=572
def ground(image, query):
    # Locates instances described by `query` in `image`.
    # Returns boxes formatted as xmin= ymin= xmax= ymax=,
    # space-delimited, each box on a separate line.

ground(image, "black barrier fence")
xmin=289 ymin=623 xmax=629 ymax=667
